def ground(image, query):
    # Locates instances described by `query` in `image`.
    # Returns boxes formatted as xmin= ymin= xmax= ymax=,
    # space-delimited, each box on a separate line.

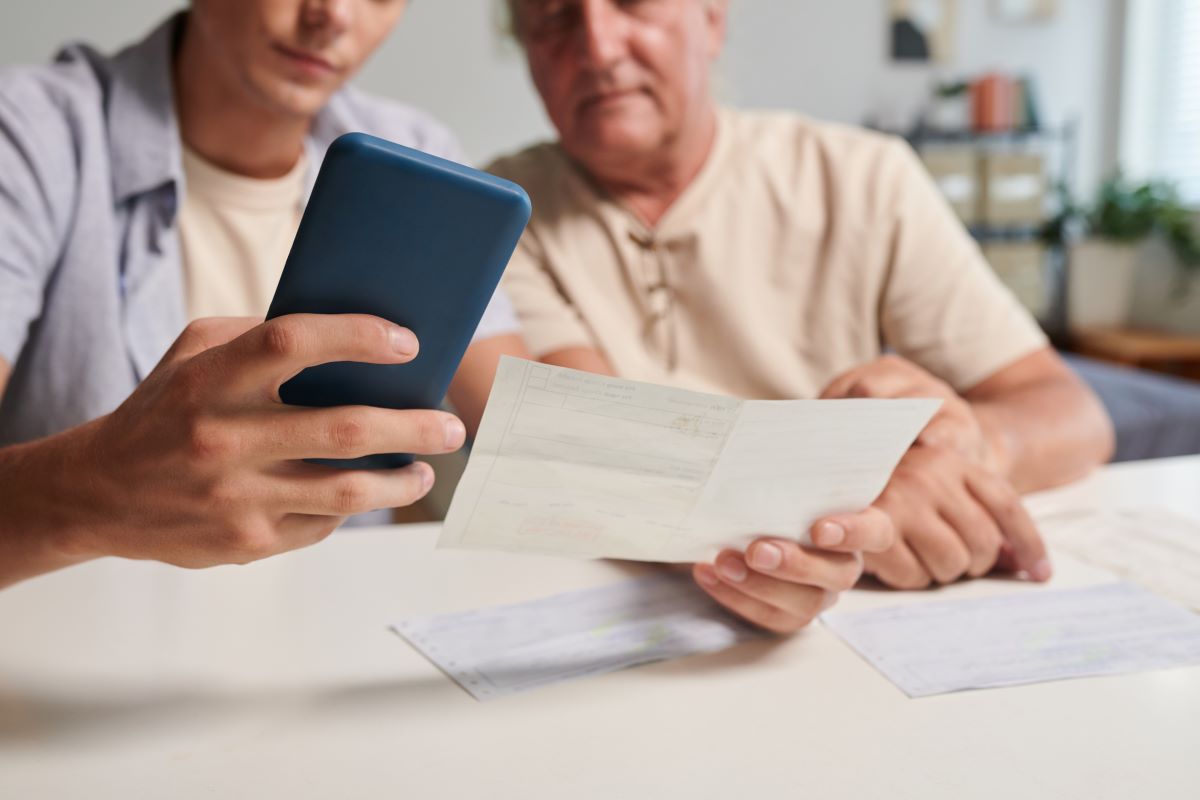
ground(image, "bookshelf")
xmin=903 ymin=122 xmax=1079 ymax=334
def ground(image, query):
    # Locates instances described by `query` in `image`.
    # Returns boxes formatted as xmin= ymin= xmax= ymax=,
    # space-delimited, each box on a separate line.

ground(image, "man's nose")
xmin=301 ymin=0 xmax=353 ymax=41
xmin=577 ymin=0 xmax=628 ymax=68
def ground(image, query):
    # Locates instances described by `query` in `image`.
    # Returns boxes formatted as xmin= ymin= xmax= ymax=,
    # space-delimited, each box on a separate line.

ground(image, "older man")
xmin=0 ymin=0 xmax=527 ymax=588
xmin=490 ymin=0 xmax=1114 ymax=631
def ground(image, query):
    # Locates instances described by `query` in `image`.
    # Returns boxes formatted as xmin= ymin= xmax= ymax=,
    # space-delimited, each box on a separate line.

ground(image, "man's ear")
xmin=704 ymin=0 xmax=730 ymax=60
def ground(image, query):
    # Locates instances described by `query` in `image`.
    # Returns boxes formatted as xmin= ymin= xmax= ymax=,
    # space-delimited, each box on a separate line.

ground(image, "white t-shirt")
xmin=179 ymin=146 xmax=307 ymax=321
xmin=177 ymin=145 xmax=521 ymax=339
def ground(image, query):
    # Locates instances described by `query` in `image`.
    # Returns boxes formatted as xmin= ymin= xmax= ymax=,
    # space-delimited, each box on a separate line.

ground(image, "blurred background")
xmin=0 ymin=1 xmax=1133 ymax=186
xmin=3 ymin=0 xmax=1197 ymax=467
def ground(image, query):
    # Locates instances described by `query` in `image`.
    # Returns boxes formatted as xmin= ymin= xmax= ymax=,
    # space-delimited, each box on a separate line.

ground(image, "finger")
xmin=993 ymin=540 xmax=1018 ymax=572
xmin=182 ymin=511 xmax=334 ymax=567
xmin=843 ymin=373 xmax=928 ymax=400
xmin=819 ymin=366 xmax=867 ymax=399
xmin=268 ymin=461 xmax=435 ymax=517
xmin=208 ymin=314 xmax=420 ymax=395
xmin=864 ymin=541 xmax=932 ymax=590
xmin=822 ymin=363 xmax=928 ymax=400
xmin=162 ymin=317 xmax=262 ymax=366
xmin=936 ymin=495 xmax=1004 ymax=578
xmin=916 ymin=411 xmax=983 ymax=459
xmin=244 ymin=406 xmax=467 ymax=461
xmin=966 ymin=466 xmax=1052 ymax=581
xmin=904 ymin=514 xmax=973 ymax=584
xmin=714 ymin=549 xmax=844 ymax=621
xmin=916 ymin=417 xmax=966 ymax=448
xmin=692 ymin=563 xmax=813 ymax=634
xmin=744 ymin=540 xmax=863 ymax=591
xmin=810 ymin=506 xmax=896 ymax=553
xmin=276 ymin=513 xmax=344 ymax=550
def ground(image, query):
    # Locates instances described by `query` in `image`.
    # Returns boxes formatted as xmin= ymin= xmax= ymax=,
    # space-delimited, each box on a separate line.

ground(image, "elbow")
xmin=1030 ymin=374 xmax=1115 ymax=490
xmin=1091 ymin=397 xmax=1117 ymax=466
xmin=1075 ymin=380 xmax=1116 ymax=473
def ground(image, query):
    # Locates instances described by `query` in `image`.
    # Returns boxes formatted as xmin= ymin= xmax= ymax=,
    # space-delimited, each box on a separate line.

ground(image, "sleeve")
xmin=0 ymin=80 xmax=70 ymax=366
xmin=498 ymin=226 xmax=597 ymax=357
xmin=877 ymin=139 xmax=1048 ymax=391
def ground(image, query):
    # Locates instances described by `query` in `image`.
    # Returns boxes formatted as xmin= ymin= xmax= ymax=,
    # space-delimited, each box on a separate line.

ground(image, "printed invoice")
xmin=439 ymin=357 xmax=938 ymax=562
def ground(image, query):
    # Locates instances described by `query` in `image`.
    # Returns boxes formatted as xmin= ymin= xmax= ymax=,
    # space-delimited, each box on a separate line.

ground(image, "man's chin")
xmin=565 ymin=124 xmax=665 ymax=167
xmin=254 ymin=77 xmax=338 ymax=120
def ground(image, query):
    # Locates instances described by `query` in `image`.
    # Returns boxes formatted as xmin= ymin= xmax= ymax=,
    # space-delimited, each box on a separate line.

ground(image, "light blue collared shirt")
xmin=0 ymin=14 xmax=519 ymax=446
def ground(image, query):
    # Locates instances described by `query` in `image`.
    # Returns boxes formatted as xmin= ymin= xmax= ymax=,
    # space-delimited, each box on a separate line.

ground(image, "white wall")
xmin=718 ymin=0 xmax=1124 ymax=197
xmin=1 ymin=0 xmax=1121 ymax=192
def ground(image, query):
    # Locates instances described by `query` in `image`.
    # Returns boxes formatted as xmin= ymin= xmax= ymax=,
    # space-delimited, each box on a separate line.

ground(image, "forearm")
xmin=449 ymin=333 xmax=532 ymax=438
xmin=0 ymin=422 xmax=105 ymax=589
xmin=971 ymin=374 xmax=1114 ymax=494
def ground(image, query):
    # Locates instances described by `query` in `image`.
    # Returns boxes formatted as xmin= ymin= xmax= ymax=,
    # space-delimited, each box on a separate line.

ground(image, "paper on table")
xmin=391 ymin=573 xmax=763 ymax=701
xmin=1040 ymin=507 xmax=1200 ymax=611
xmin=821 ymin=582 xmax=1200 ymax=698
xmin=439 ymin=357 xmax=938 ymax=562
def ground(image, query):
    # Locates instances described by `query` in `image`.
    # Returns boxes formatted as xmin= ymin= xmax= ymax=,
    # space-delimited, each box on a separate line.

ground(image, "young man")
xmin=490 ymin=0 xmax=1115 ymax=631
xmin=0 ymin=0 xmax=527 ymax=588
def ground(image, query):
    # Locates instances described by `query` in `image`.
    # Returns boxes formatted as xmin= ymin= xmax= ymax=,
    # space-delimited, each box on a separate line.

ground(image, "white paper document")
xmin=1040 ymin=507 xmax=1200 ymax=611
xmin=821 ymin=582 xmax=1200 ymax=698
xmin=391 ymin=573 xmax=762 ymax=701
xmin=440 ymin=357 xmax=938 ymax=562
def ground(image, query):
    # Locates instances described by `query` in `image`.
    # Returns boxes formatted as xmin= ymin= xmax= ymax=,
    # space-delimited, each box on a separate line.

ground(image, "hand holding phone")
xmin=266 ymin=132 xmax=531 ymax=469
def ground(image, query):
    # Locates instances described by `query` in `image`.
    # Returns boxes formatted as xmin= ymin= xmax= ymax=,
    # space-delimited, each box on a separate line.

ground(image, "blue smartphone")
xmin=265 ymin=132 xmax=531 ymax=470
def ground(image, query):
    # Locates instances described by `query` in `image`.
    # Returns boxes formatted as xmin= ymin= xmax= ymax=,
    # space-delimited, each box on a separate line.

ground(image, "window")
xmin=1120 ymin=0 xmax=1200 ymax=204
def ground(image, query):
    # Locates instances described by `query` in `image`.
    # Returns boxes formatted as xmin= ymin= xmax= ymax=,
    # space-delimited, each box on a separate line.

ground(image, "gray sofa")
xmin=1064 ymin=354 xmax=1200 ymax=462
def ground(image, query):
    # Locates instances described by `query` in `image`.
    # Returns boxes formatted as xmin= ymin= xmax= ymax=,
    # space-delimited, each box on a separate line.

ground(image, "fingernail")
xmin=717 ymin=557 xmax=748 ymax=583
xmin=696 ymin=567 xmax=719 ymax=588
xmin=444 ymin=417 xmax=466 ymax=450
xmin=814 ymin=521 xmax=846 ymax=547
xmin=749 ymin=542 xmax=783 ymax=571
xmin=390 ymin=326 xmax=419 ymax=356
xmin=1030 ymin=558 xmax=1053 ymax=582
xmin=421 ymin=464 xmax=435 ymax=492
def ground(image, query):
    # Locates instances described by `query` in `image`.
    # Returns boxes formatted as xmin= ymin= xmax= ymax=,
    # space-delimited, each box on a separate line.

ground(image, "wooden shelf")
xmin=1070 ymin=326 xmax=1200 ymax=381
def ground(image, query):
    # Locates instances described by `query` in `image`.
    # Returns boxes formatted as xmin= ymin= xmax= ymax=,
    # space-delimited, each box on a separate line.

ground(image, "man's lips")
xmin=577 ymin=87 xmax=646 ymax=112
xmin=272 ymin=43 xmax=339 ymax=75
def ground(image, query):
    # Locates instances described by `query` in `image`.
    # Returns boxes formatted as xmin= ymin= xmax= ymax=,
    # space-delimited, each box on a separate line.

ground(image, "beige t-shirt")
xmin=487 ymin=108 xmax=1047 ymax=398
xmin=179 ymin=146 xmax=307 ymax=321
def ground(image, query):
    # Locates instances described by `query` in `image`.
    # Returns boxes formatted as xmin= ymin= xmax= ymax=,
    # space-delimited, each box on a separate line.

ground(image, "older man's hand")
xmin=864 ymin=443 xmax=1051 ymax=587
xmin=820 ymin=355 xmax=1051 ymax=588
xmin=692 ymin=508 xmax=895 ymax=633
xmin=821 ymin=354 xmax=990 ymax=465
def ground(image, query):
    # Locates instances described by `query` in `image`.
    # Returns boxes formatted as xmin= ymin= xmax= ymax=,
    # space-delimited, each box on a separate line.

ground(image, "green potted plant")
xmin=1056 ymin=175 xmax=1200 ymax=330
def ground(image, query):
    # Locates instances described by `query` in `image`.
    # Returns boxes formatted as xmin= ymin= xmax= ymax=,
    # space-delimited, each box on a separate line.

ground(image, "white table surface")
xmin=2 ymin=455 xmax=1198 ymax=799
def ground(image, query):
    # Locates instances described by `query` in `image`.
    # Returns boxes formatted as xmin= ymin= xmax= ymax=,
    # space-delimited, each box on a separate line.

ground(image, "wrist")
xmin=971 ymin=404 xmax=1016 ymax=478
xmin=1 ymin=420 xmax=112 ymax=576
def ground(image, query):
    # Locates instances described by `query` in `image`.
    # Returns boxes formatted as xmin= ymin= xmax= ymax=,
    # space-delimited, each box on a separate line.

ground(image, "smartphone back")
xmin=266 ymin=132 xmax=531 ymax=469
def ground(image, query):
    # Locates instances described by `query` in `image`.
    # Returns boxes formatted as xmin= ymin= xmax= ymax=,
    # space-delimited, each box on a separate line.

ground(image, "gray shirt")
xmin=0 ymin=14 xmax=519 ymax=446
